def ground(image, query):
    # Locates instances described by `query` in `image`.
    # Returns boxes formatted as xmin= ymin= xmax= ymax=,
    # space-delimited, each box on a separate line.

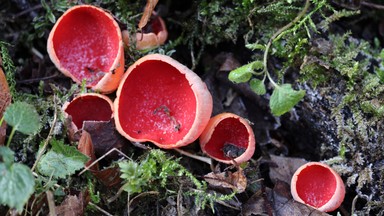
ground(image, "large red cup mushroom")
xmin=291 ymin=162 xmax=346 ymax=212
xmin=114 ymin=54 xmax=213 ymax=149
xmin=63 ymin=93 xmax=114 ymax=132
xmin=199 ymin=113 xmax=256 ymax=164
xmin=47 ymin=5 xmax=124 ymax=93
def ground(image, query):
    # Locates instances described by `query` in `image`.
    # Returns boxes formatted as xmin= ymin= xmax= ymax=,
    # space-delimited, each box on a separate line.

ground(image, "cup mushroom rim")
xmin=290 ymin=161 xmax=345 ymax=212
xmin=114 ymin=54 xmax=213 ymax=149
xmin=47 ymin=4 xmax=124 ymax=93
xmin=199 ymin=112 xmax=256 ymax=164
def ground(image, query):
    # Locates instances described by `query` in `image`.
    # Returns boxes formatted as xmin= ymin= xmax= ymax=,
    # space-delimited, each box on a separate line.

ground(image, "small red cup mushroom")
xmin=47 ymin=5 xmax=124 ymax=93
xmin=291 ymin=162 xmax=346 ymax=212
xmin=122 ymin=13 xmax=168 ymax=50
xmin=199 ymin=113 xmax=256 ymax=164
xmin=114 ymin=54 xmax=213 ymax=149
xmin=63 ymin=93 xmax=114 ymax=133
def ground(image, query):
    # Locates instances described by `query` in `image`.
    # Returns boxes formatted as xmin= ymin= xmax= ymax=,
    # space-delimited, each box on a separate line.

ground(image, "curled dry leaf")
xmin=204 ymin=167 xmax=247 ymax=193
xmin=271 ymin=180 xmax=330 ymax=216
xmin=138 ymin=0 xmax=159 ymax=30
xmin=82 ymin=120 xmax=126 ymax=159
xmin=92 ymin=165 xmax=121 ymax=187
xmin=55 ymin=193 xmax=86 ymax=216
xmin=268 ymin=155 xmax=307 ymax=184
xmin=76 ymin=121 xmax=123 ymax=187
xmin=78 ymin=130 xmax=98 ymax=171
xmin=0 ymin=58 xmax=11 ymax=145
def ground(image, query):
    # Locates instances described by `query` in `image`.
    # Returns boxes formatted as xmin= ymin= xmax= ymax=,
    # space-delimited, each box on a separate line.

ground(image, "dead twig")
xmin=78 ymin=147 xmax=131 ymax=176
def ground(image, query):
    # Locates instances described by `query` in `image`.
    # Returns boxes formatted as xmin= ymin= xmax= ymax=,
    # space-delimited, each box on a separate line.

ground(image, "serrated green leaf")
xmin=228 ymin=61 xmax=264 ymax=84
xmin=37 ymin=139 xmax=88 ymax=179
xmin=0 ymin=154 xmax=35 ymax=213
xmin=0 ymin=146 xmax=14 ymax=167
xmin=228 ymin=63 xmax=253 ymax=83
xmin=250 ymin=78 xmax=266 ymax=95
xmin=269 ymin=84 xmax=305 ymax=116
xmin=4 ymin=102 xmax=41 ymax=135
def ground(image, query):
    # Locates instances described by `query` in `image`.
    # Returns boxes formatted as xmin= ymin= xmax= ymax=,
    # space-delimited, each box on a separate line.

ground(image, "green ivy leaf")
xmin=250 ymin=78 xmax=266 ymax=95
xmin=3 ymin=102 xmax=41 ymax=135
xmin=269 ymin=84 xmax=305 ymax=116
xmin=37 ymin=139 xmax=88 ymax=179
xmin=228 ymin=61 xmax=264 ymax=83
xmin=229 ymin=63 xmax=253 ymax=83
xmin=0 ymin=147 xmax=35 ymax=213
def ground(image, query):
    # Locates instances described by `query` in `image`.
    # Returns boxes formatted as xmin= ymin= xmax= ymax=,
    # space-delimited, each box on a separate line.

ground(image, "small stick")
xmin=46 ymin=191 xmax=56 ymax=216
xmin=78 ymin=148 xmax=131 ymax=176
xmin=88 ymin=202 xmax=114 ymax=216
xmin=174 ymin=148 xmax=212 ymax=165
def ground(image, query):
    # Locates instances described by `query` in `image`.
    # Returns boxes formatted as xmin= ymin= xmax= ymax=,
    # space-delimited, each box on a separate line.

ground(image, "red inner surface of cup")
xmin=52 ymin=7 xmax=119 ymax=85
xmin=295 ymin=164 xmax=337 ymax=208
xmin=65 ymin=95 xmax=112 ymax=129
xmin=204 ymin=117 xmax=249 ymax=160
xmin=142 ymin=16 xmax=163 ymax=34
xmin=117 ymin=60 xmax=196 ymax=145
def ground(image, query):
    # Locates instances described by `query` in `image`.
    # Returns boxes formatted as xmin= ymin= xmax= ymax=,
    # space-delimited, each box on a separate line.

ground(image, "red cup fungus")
xmin=114 ymin=54 xmax=213 ymax=149
xmin=199 ymin=113 xmax=256 ymax=164
xmin=47 ymin=5 xmax=124 ymax=93
xmin=63 ymin=93 xmax=114 ymax=132
xmin=122 ymin=13 xmax=168 ymax=50
xmin=290 ymin=162 xmax=346 ymax=212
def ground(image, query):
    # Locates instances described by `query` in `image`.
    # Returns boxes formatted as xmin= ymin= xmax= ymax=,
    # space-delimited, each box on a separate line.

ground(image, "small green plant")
xmin=0 ymin=101 xmax=41 ymax=212
xmin=37 ymin=139 xmax=89 ymax=179
xmin=118 ymin=149 xmax=236 ymax=212
xmin=228 ymin=0 xmax=313 ymax=116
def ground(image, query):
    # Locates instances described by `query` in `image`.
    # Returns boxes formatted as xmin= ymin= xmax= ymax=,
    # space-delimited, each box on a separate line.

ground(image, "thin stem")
xmin=6 ymin=127 xmax=16 ymax=147
xmin=32 ymin=95 xmax=58 ymax=172
xmin=174 ymin=148 xmax=212 ymax=165
xmin=0 ymin=116 xmax=4 ymax=126
xmin=263 ymin=0 xmax=311 ymax=87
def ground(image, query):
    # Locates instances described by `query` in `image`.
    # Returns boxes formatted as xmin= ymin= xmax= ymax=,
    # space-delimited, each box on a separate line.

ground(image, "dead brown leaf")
xmin=0 ymin=56 xmax=11 ymax=146
xmin=55 ymin=194 xmax=84 ymax=216
xmin=138 ymin=0 xmax=159 ymax=30
xmin=93 ymin=165 xmax=121 ymax=187
xmin=271 ymin=180 xmax=330 ymax=216
xmin=82 ymin=120 xmax=127 ymax=159
xmin=78 ymin=130 xmax=99 ymax=171
xmin=269 ymin=155 xmax=307 ymax=184
xmin=204 ymin=167 xmax=247 ymax=193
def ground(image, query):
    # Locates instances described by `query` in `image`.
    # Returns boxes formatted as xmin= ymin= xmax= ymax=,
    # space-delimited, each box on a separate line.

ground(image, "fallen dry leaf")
xmin=243 ymin=181 xmax=330 ymax=216
xmin=204 ymin=167 xmax=247 ymax=193
xmin=271 ymin=180 xmax=330 ymax=216
xmin=55 ymin=194 xmax=84 ymax=216
xmin=77 ymin=130 xmax=99 ymax=171
xmin=0 ymin=56 xmax=11 ymax=145
xmin=138 ymin=0 xmax=159 ymax=30
xmin=93 ymin=165 xmax=121 ymax=187
xmin=82 ymin=120 xmax=127 ymax=159
xmin=269 ymin=155 xmax=307 ymax=184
